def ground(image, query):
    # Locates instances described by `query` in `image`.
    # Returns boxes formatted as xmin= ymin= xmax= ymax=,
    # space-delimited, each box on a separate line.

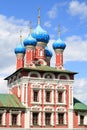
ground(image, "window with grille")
xmin=80 ymin=115 xmax=84 ymax=125
xmin=0 ymin=114 xmax=2 ymax=125
xmin=58 ymin=91 xmax=63 ymax=103
xmin=33 ymin=113 xmax=38 ymax=125
xmin=33 ymin=91 xmax=38 ymax=102
xmin=46 ymin=91 xmax=50 ymax=102
xmin=12 ymin=114 xmax=18 ymax=126
xmin=45 ymin=113 xmax=51 ymax=125
xmin=58 ymin=113 xmax=64 ymax=125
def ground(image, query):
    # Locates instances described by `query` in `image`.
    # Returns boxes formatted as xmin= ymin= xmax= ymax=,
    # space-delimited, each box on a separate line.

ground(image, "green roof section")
xmin=5 ymin=65 xmax=77 ymax=80
xmin=73 ymin=98 xmax=87 ymax=111
xmin=0 ymin=94 xmax=25 ymax=109
xmin=25 ymin=65 xmax=77 ymax=74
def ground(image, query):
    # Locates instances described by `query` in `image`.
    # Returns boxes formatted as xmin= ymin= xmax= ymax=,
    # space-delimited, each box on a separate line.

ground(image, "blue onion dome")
xmin=52 ymin=38 xmax=66 ymax=50
xmin=23 ymin=34 xmax=37 ymax=47
xmin=15 ymin=42 xmax=26 ymax=54
xmin=45 ymin=46 xmax=53 ymax=57
xmin=32 ymin=25 xmax=50 ymax=43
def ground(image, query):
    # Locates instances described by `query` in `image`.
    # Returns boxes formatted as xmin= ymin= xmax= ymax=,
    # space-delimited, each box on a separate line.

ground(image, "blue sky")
xmin=0 ymin=0 xmax=87 ymax=103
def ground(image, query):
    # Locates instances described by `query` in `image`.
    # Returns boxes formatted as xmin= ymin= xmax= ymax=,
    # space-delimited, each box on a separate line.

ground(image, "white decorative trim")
xmin=43 ymin=72 xmax=55 ymax=79
xmin=28 ymin=71 xmax=41 ymax=78
xmin=44 ymin=106 xmax=54 ymax=112
xmin=31 ymin=106 xmax=41 ymax=112
xmin=35 ymin=59 xmax=47 ymax=66
xmin=56 ymin=107 xmax=66 ymax=112
xmin=58 ymin=73 xmax=70 ymax=80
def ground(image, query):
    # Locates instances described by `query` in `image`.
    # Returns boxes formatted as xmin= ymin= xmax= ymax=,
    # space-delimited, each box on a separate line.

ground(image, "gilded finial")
xmin=20 ymin=30 xmax=22 ymax=42
xmin=29 ymin=21 xmax=32 ymax=34
xmin=58 ymin=24 xmax=61 ymax=38
xmin=38 ymin=7 xmax=40 ymax=25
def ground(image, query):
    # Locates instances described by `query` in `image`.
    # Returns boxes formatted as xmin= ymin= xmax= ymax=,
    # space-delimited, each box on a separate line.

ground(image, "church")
xmin=0 ymin=9 xmax=87 ymax=130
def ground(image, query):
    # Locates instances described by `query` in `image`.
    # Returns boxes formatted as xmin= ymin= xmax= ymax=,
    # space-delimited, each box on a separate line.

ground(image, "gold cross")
xmin=20 ymin=30 xmax=22 ymax=42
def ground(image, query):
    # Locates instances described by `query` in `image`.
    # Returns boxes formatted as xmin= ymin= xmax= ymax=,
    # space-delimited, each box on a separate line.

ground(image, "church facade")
xmin=0 ymin=10 xmax=87 ymax=130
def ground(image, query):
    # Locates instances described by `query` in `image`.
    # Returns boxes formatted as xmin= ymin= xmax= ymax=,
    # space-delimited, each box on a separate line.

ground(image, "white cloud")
xmin=0 ymin=77 xmax=8 ymax=93
xmin=47 ymin=4 xmax=58 ymax=19
xmin=0 ymin=14 xmax=29 ymax=70
xmin=68 ymin=0 xmax=87 ymax=19
xmin=0 ymin=14 xmax=29 ymax=93
xmin=74 ymin=78 xmax=87 ymax=104
xmin=64 ymin=35 xmax=87 ymax=62
xmin=44 ymin=21 xmax=51 ymax=28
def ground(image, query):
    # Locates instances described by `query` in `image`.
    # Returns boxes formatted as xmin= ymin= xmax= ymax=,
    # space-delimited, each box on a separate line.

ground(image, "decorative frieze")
xmin=31 ymin=106 xmax=41 ymax=112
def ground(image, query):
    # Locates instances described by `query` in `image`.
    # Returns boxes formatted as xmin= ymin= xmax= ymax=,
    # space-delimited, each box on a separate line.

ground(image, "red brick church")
xmin=0 ymin=9 xmax=87 ymax=130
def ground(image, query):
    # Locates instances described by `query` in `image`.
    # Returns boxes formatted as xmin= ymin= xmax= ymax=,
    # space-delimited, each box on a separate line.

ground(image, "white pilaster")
xmin=39 ymin=90 xmax=41 ymax=103
xmin=17 ymin=111 xmax=21 ymax=126
xmin=21 ymin=85 xmax=24 ymax=104
xmin=9 ymin=110 xmax=12 ymax=126
xmin=64 ymin=112 xmax=67 ymax=125
xmin=24 ymin=109 xmax=30 ymax=128
xmin=51 ymin=113 xmax=54 ymax=126
xmin=43 ymin=112 xmax=45 ymax=126
xmin=30 ymin=112 xmax=33 ymax=126
xmin=84 ymin=114 xmax=87 ymax=125
xmin=2 ymin=110 xmax=6 ymax=126
xmin=38 ymin=112 xmax=41 ymax=126
xmin=68 ymin=109 xmax=73 ymax=128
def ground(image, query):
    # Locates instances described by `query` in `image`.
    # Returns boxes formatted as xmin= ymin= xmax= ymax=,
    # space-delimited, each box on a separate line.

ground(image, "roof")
xmin=0 ymin=94 xmax=25 ymax=109
xmin=5 ymin=65 xmax=77 ymax=80
xmin=73 ymin=98 xmax=87 ymax=111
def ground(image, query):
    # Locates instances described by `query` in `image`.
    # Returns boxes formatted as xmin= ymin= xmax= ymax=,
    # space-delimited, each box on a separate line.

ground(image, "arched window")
xmin=39 ymin=50 xmax=43 ymax=56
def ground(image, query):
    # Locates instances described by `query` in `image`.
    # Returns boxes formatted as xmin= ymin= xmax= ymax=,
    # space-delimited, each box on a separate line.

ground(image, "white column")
xmin=31 ymin=89 xmax=33 ymax=102
xmin=56 ymin=90 xmax=58 ymax=103
xmin=51 ymin=90 xmax=54 ymax=103
xmin=2 ymin=110 xmax=6 ymax=126
xmin=44 ymin=90 xmax=46 ymax=103
xmin=64 ymin=90 xmax=66 ymax=104
xmin=30 ymin=112 xmax=33 ymax=126
xmin=51 ymin=113 xmax=54 ymax=126
xmin=39 ymin=90 xmax=41 ymax=103
xmin=43 ymin=112 xmax=45 ymax=126
xmin=24 ymin=109 xmax=30 ymax=128
xmin=38 ymin=112 xmax=41 ymax=126
xmin=56 ymin=113 xmax=58 ymax=125
xmin=21 ymin=85 xmax=24 ymax=104
xmin=64 ymin=112 xmax=67 ymax=125
xmin=68 ymin=109 xmax=73 ymax=128
xmin=69 ymin=85 xmax=73 ymax=109
xmin=25 ymin=85 xmax=28 ymax=105
xmin=17 ymin=111 xmax=21 ymax=126
xmin=84 ymin=114 xmax=87 ymax=125
xmin=9 ymin=110 xmax=12 ymax=126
